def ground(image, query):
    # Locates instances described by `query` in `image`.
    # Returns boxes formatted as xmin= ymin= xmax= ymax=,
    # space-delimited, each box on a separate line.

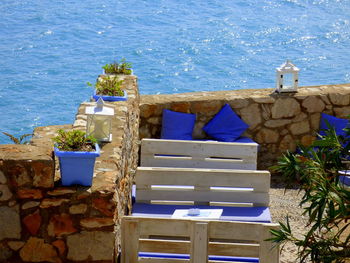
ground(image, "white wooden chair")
xmin=121 ymin=216 xmax=280 ymax=263
xmin=132 ymin=167 xmax=271 ymax=223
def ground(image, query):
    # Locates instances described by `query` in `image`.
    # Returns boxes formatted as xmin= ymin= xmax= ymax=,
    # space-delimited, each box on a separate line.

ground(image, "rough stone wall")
xmin=139 ymin=84 xmax=350 ymax=170
xmin=0 ymin=75 xmax=139 ymax=262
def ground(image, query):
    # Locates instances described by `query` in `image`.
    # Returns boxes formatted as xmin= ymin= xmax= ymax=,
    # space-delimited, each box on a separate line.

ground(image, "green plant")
xmin=87 ymin=75 xmax=124 ymax=97
xmin=269 ymin=126 xmax=350 ymax=263
xmin=52 ymin=129 xmax=97 ymax=152
xmin=2 ymin=132 xmax=33 ymax=144
xmin=102 ymin=58 xmax=132 ymax=75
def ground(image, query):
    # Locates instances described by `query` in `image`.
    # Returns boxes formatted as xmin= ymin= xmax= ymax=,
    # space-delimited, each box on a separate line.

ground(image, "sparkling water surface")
xmin=1 ymin=0 xmax=350 ymax=143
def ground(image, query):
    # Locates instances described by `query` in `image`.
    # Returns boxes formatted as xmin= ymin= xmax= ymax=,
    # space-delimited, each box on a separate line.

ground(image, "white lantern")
xmin=275 ymin=60 xmax=299 ymax=93
xmin=85 ymin=98 xmax=114 ymax=142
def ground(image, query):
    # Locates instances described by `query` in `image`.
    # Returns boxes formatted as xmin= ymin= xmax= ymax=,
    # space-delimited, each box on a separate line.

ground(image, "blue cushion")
xmin=203 ymin=104 xmax=249 ymax=142
xmin=233 ymin=136 xmax=256 ymax=143
xmin=340 ymin=175 xmax=350 ymax=186
xmin=132 ymin=203 xmax=271 ymax=223
xmin=161 ymin=109 xmax=196 ymax=140
xmin=319 ymin=113 xmax=349 ymax=137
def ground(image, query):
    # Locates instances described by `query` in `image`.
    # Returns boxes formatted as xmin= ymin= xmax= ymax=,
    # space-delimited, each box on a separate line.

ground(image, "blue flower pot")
xmin=54 ymin=144 xmax=100 ymax=186
xmin=93 ymin=90 xmax=128 ymax=102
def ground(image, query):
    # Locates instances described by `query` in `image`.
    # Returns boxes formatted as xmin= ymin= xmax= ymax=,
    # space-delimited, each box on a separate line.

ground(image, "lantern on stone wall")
xmin=85 ymin=98 xmax=114 ymax=142
xmin=275 ymin=60 xmax=299 ymax=93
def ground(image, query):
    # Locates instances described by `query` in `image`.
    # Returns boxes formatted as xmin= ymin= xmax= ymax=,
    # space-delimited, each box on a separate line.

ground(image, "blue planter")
xmin=54 ymin=144 xmax=100 ymax=186
xmin=93 ymin=90 xmax=127 ymax=102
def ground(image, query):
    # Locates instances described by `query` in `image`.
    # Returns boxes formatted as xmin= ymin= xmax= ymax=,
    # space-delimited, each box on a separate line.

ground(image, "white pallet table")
xmin=121 ymin=216 xmax=280 ymax=263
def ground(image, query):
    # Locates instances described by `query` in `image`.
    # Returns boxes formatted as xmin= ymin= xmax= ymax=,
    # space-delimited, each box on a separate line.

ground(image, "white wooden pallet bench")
xmin=140 ymin=138 xmax=259 ymax=170
xmin=122 ymin=216 xmax=280 ymax=263
xmin=131 ymin=167 xmax=272 ymax=223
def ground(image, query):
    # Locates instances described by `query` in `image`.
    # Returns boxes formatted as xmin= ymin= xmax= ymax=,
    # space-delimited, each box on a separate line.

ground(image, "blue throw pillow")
xmin=319 ymin=113 xmax=348 ymax=137
xmin=203 ymin=104 xmax=249 ymax=142
xmin=161 ymin=109 xmax=196 ymax=140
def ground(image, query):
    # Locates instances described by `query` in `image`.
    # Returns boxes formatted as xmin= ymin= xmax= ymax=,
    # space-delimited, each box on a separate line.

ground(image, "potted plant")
xmin=53 ymin=129 xmax=100 ymax=186
xmin=87 ymin=75 xmax=127 ymax=102
xmin=102 ymin=58 xmax=133 ymax=75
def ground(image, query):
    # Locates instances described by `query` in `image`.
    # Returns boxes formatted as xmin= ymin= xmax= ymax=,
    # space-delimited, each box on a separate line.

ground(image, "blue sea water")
xmin=1 ymin=0 xmax=350 ymax=144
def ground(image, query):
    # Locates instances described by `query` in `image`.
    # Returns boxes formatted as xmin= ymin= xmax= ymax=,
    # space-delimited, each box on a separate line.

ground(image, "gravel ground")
xmin=269 ymin=179 xmax=309 ymax=263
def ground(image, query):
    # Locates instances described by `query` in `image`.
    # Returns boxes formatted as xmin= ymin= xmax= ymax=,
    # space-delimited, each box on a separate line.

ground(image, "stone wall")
xmin=139 ymin=84 xmax=350 ymax=170
xmin=0 ymin=75 xmax=139 ymax=262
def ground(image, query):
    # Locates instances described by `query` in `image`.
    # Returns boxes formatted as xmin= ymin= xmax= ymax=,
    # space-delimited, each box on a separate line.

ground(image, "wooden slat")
xmin=140 ymin=258 xmax=189 ymax=263
xmin=140 ymin=239 xmax=190 ymax=254
xmin=191 ymin=222 xmax=208 ymax=263
xmin=138 ymin=218 xmax=190 ymax=237
xmin=141 ymin=139 xmax=258 ymax=169
xmin=136 ymin=167 xmax=270 ymax=190
xmin=141 ymin=156 xmax=257 ymax=170
xmin=136 ymin=189 xmax=269 ymax=206
xmin=208 ymin=242 xmax=259 ymax=257
xmin=209 ymin=221 xmax=279 ymax=241
xmin=141 ymin=139 xmax=258 ymax=158
xmin=259 ymin=224 xmax=280 ymax=263
xmin=121 ymin=218 xmax=139 ymax=263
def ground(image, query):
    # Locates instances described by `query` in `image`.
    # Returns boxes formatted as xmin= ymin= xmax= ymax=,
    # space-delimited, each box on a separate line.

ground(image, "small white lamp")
xmin=275 ymin=60 xmax=299 ymax=93
xmin=85 ymin=98 xmax=114 ymax=142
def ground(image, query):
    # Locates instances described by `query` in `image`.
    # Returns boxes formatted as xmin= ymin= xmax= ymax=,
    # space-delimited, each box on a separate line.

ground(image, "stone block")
xmin=22 ymin=201 xmax=40 ymax=210
xmin=0 ymin=184 xmax=13 ymax=201
xmin=255 ymin=128 xmax=279 ymax=144
xmin=191 ymin=101 xmax=223 ymax=115
xmin=170 ymin=102 xmax=191 ymax=113
xmin=289 ymin=120 xmax=310 ymax=135
xmin=20 ymin=237 xmax=59 ymax=263
xmin=40 ymin=198 xmax=70 ymax=208
xmin=271 ymin=98 xmax=301 ymax=119
xmin=329 ymin=93 xmax=350 ymax=106
xmin=80 ymin=217 xmax=114 ymax=229
xmin=23 ymin=209 xmax=41 ymax=235
xmin=7 ymin=241 xmax=25 ymax=251
xmin=0 ymin=170 xmax=6 ymax=184
xmin=32 ymin=161 xmax=54 ymax=188
xmin=47 ymin=188 xmax=76 ymax=196
xmin=302 ymin=96 xmax=325 ymax=113
xmin=310 ymin=113 xmax=321 ymax=131
xmin=279 ymin=135 xmax=297 ymax=152
xmin=52 ymin=240 xmax=66 ymax=256
xmin=292 ymin=112 xmax=307 ymax=122
xmin=264 ymin=119 xmax=291 ymax=128
xmin=93 ymin=197 xmax=115 ymax=217
xmin=48 ymin=214 xmax=77 ymax=237
xmin=239 ymin=103 xmax=262 ymax=129
xmin=17 ymin=189 xmax=43 ymax=199
xmin=301 ymin=135 xmax=316 ymax=147
xmin=0 ymin=206 xmax=21 ymax=240
xmin=252 ymin=96 xmax=275 ymax=104
xmin=69 ymin=204 xmax=88 ymax=214
xmin=334 ymin=107 xmax=350 ymax=118
xmin=67 ymin=231 xmax=115 ymax=261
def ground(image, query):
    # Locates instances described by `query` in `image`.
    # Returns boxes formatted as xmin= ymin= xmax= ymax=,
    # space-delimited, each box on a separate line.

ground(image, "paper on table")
xmin=171 ymin=209 xmax=223 ymax=219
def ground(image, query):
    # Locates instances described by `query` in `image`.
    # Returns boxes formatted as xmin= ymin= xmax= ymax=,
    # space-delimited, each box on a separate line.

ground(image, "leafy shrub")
xmin=2 ymin=132 xmax=32 ymax=144
xmin=53 ymin=129 xmax=97 ymax=152
xmin=87 ymin=75 xmax=124 ymax=97
xmin=102 ymin=58 xmax=132 ymax=75
xmin=270 ymin=126 xmax=350 ymax=263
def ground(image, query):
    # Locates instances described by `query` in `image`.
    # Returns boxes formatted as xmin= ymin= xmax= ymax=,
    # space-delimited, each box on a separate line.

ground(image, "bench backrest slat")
xmin=141 ymin=139 xmax=258 ymax=170
xmin=136 ymin=167 xmax=270 ymax=206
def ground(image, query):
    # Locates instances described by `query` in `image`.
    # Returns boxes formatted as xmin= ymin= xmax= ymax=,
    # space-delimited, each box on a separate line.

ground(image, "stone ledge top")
xmin=140 ymin=83 xmax=350 ymax=105
xmin=0 ymin=144 xmax=52 ymax=161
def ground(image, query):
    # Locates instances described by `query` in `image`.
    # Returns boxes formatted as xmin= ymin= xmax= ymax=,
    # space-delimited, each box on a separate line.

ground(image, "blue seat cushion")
xmin=161 ymin=109 xmax=196 ymax=140
xmin=233 ymin=136 xmax=256 ymax=143
xmin=132 ymin=203 xmax=271 ymax=223
xmin=340 ymin=175 xmax=350 ymax=186
xmin=203 ymin=104 xmax=249 ymax=142
xmin=138 ymin=252 xmax=258 ymax=263
xmin=319 ymin=113 xmax=349 ymax=137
